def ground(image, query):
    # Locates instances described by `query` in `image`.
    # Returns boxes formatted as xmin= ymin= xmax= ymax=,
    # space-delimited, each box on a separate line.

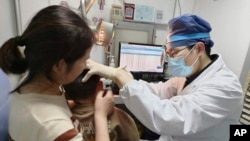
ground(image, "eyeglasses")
xmin=166 ymin=47 xmax=188 ymax=57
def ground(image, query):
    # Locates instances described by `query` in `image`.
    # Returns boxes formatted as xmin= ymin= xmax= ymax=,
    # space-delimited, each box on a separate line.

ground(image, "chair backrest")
xmin=239 ymin=71 xmax=250 ymax=125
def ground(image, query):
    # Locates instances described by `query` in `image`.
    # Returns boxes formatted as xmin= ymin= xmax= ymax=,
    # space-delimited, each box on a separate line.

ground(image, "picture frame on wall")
xmin=111 ymin=5 xmax=123 ymax=20
xmin=124 ymin=3 xmax=135 ymax=20
xmin=155 ymin=10 xmax=163 ymax=23
xmin=134 ymin=4 xmax=154 ymax=23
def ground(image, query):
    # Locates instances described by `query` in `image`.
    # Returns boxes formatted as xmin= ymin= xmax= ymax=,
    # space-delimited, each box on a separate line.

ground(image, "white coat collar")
xmin=181 ymin=54 xmax=224 ymax=92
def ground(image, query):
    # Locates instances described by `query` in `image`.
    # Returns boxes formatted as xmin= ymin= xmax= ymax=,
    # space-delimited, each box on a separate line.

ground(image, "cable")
xmin=177 ymin=0 xmax=182 ymax=15
xmin=119 ymin=0 xmax=125 ymax=5
xmin=172 ymin=0 xmax=177 ymax=18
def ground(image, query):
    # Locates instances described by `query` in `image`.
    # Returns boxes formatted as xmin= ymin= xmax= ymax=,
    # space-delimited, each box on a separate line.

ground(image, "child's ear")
xmin=97 ymin=81 xmax=104 ymax=91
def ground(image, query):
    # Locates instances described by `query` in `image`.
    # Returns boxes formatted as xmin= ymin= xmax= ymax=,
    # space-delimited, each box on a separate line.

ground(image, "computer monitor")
xmin=118 ymin=42 xmax=164 ymax=73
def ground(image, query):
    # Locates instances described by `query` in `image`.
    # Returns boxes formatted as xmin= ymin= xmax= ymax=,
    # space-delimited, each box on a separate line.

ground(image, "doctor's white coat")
xmin=119 ymin=54 xmax=243 ymax=141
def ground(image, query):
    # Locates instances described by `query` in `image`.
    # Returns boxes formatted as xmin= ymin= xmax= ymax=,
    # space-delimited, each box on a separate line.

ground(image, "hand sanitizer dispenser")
xmin=109 ymin=55 xmax=115 ymax=67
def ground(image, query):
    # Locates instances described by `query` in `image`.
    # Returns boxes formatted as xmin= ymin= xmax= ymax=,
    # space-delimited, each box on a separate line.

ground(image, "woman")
xmin=0 ymin=5 xmax=113 ymax=141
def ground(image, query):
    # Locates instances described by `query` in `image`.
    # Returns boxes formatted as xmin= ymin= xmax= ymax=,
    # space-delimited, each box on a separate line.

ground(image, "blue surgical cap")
xmin=167 ymin=14 xmax=214 ymax=48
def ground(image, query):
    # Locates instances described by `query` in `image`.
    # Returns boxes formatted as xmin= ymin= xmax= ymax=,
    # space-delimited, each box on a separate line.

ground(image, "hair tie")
xmin=15 ymin=36 xmax=25 ymax=46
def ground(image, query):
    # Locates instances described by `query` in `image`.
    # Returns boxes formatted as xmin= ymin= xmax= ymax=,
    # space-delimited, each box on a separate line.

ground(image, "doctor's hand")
xmin=82 ymin=59 xmax=134 ymax=88
xmin=94 ymin=90 xmax=114 ymax=117
xmin=82 ymin=59 xmax=117 ymax=82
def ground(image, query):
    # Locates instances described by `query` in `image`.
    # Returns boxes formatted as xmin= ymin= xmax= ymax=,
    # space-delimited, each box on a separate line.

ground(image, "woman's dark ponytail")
xmin=0 ymin=36 xmax=27 ymax=74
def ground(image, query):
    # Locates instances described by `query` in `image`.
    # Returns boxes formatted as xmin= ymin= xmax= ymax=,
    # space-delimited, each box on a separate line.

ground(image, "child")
xmin=63 ymin=69 xmax=140 ymax=141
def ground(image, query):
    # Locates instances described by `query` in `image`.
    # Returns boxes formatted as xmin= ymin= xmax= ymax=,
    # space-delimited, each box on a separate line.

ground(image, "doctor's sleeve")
xmin=145 ymin=77 xmax=186 ymax=99
xmin=119 ymin=80 xmax=243 ymax=136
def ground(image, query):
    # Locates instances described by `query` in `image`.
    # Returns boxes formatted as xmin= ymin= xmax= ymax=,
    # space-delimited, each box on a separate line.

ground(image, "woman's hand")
xmin=94 ymin=90 xmax=114 ymax=141
xmin=94 ymin=90 xmax=114 ymax=117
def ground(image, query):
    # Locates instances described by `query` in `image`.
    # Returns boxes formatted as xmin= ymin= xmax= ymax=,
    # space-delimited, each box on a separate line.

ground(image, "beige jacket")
xmin=72 ymin=104 xmax=140 ymax=141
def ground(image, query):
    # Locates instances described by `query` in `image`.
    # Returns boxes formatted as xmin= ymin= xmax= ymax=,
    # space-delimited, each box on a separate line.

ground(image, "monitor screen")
xmin=118 ymin=42 xmax=164 ymax=73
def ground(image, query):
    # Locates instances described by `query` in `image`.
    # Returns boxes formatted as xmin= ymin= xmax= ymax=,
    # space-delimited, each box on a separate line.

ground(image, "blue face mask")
xmin=167 ymin=47 xmax=198 ymax=77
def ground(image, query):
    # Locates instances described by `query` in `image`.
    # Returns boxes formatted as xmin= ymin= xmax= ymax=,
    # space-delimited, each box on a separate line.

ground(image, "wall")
xmin=87 ymin=0 xmax=176 ymax=24
xmin=0 ymin=0 xmax=17 ymax=43
xmin=0 ymin=0 xmax=20 ymax=90
xmin=86 ymin=0 xmax=173 ymax=51
xmin=87 ymin=0 xmax=195 ymax=45
xmin=154 ymin=0 xmax=195 ymax=45
xmin=87 ymin=0 xmax=195 ymax=64
xmin=193 ymin=0 xmax=250 ymax=85
xmin=240 ymin=44 xmax=250 ymax=86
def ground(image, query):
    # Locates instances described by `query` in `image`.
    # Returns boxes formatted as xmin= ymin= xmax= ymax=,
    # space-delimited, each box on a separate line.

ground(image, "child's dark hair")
xmin=0 ymin=5 xmax=95 ymax=92
xmin=63 ymin=69 xmax=100 ymax=100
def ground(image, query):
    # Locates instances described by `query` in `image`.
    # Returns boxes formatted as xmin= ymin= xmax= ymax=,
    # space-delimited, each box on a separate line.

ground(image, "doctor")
xmin=82 ymin=14 xmax=244 ymax=141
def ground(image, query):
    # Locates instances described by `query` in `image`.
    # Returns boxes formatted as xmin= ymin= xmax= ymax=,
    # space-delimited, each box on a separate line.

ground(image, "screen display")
xmin=118 ymin=42 xmax=164 ymax=73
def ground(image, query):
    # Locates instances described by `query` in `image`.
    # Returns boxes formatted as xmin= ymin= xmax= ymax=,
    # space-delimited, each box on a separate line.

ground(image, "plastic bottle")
xmin=109 ymin=56 xmax=115 ymax=67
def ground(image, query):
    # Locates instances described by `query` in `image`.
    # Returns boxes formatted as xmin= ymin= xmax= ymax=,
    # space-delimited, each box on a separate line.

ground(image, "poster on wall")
xmin=134 ymin=4 xmax=154 ymax=23
xmin=124 ymin=3 xmax=155 ymax=23
xmin=155 ymin=10 xmax=163 ymax=24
